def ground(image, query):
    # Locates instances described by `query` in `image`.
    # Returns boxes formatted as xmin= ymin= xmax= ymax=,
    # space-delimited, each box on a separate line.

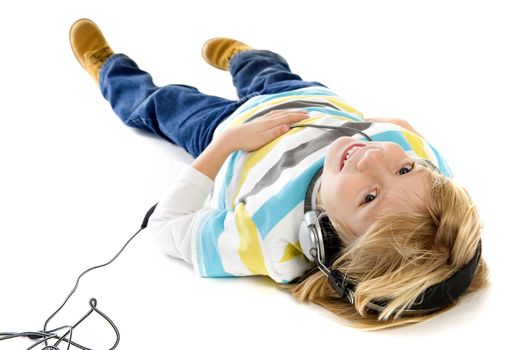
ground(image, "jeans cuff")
xmin=98 ymin=53 xmax=129 ymax=89
xmin=229 ymin=49 xmax=288 ymax=71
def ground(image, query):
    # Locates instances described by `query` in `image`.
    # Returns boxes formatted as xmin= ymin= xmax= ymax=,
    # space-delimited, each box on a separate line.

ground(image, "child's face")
xmin=319 ymin=137 xmax=430 ymax=237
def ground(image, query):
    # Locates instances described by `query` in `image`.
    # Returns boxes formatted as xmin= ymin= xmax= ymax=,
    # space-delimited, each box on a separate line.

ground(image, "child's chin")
xmin=321 ymin=159 xmax=336 ymax=175
xmin=321 ymin=158 xmax=331 ymax=174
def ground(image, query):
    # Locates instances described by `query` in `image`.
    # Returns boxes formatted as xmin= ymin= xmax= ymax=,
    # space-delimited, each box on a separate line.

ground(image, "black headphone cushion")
xmin=318 ymin=215 xmax=343 ymax=266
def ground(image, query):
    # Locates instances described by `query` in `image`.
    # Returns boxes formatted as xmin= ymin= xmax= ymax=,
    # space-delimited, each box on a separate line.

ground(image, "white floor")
xmin=1 ymin=1 xmax=522 ymax=349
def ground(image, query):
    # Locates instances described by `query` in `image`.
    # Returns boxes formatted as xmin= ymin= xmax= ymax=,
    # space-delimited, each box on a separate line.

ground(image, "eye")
xmin=399 ymin=162 xmax=416 ymax=175
xmin=364 ymin=190 xmax=377 ymax=204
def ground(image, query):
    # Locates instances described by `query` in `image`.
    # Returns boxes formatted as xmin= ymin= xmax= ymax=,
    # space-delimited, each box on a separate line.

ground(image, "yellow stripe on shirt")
xmin=279 ymin=240 xmax=303 ymax=263
xmin=234 ymin=203 xmax=268 ymax=275
xmin=401 ymin=129 xmax=429 ymax=159
xmin=323 ymin=96 xmax=364 ymax=118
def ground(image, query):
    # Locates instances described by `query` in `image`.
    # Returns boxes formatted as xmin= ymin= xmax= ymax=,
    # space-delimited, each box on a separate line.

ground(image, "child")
xmin=69 ymin=18 xmax=488 ymax=329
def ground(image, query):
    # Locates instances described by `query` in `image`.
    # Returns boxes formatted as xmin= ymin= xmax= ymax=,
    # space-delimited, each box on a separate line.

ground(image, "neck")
xmin=316 ymin=180 xmax=323 ymax=208
xmin=304 ymin=167 xmax=324 ymax=212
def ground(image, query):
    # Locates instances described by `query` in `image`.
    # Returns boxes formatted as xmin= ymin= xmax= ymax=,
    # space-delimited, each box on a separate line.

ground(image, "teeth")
xmin=341 ymin=145 xmax=364 ymax=170
xmin=346 ymin=146 xmax=362 ymax=159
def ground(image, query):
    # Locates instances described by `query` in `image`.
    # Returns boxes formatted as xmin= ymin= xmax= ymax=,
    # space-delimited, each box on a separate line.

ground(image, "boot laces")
xmin=88 ymin=47 xmax=112 ymax=64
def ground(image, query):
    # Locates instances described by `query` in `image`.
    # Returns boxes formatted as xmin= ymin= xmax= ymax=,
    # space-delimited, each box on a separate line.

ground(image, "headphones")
xmin=298 ymin=200 xmax=482 ymax=316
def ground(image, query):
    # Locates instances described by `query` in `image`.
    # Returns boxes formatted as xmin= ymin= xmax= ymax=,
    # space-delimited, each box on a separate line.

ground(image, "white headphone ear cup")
xmin=298 ymin=221 xmax=315 ymax=262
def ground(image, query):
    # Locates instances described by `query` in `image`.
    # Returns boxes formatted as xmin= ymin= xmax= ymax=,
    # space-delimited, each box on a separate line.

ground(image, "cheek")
xmin=324 ymin=177 xmax=356 ymax=212
xmin=326 ymin=137 xmax=355 ymax=165
xmin=336 ymin=179 xmax=357 ymax=207
xmin=322 ymin=178 xmax=363 ymax=236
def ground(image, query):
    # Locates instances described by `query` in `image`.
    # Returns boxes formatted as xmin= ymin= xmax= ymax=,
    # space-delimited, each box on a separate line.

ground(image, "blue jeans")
xmin=99 ymin=50 xmax=326 ymax=158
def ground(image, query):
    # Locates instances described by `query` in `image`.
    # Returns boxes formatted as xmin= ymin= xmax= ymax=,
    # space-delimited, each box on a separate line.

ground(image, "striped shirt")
xmin=149 ymin=86 xmax=452 ymax=283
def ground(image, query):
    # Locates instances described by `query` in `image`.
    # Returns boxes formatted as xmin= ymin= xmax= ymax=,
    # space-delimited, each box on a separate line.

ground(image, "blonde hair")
xmin=282 ymin=163 xmax=490 ymax=330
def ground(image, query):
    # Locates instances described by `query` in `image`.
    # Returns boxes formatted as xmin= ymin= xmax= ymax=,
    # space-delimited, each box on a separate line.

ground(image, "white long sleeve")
xmin=147 ymin=162 xmax=215 ymax=266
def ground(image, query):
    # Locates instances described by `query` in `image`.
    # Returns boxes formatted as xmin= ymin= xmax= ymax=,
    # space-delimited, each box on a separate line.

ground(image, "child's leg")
xmin=99 ymin=54 xmax=242 ymax=158
xmin=228 ymin=50 xmax=327 ymax=99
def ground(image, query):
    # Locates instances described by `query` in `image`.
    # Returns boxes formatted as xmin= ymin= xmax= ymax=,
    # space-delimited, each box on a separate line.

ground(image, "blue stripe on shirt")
xmin=217 ymin=151 xmax=243 ymax=210
xmin=370 ymin=130 xmax=411 ymax=150
xmin=252 ymin=158 xmax=324 ymax=240
xmin=196 ymin=211 xmax=233 ymax=277
xmin=428 ymin=143 xmax=453 ymax=178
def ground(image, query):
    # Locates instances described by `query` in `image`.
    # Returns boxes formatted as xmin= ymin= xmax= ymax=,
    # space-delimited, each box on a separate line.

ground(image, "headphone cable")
xmin=0 ymin=203 xmax=158 ymax=350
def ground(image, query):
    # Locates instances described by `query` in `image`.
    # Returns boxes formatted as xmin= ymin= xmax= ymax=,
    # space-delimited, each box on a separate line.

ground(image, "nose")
xmin=356 ymin=148 xmax=388 ymax=173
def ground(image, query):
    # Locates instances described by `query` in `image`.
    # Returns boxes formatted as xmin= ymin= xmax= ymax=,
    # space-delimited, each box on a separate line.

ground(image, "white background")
xmin=1 ymin=0 xmax=523 ymax=348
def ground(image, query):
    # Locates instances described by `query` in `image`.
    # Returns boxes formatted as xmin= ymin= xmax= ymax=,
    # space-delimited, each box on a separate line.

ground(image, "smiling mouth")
xmin=340 ymin=143 xmax=366 ymax=171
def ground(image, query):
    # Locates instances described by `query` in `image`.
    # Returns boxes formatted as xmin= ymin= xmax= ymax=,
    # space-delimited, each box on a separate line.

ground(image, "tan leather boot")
xmin=69 ymin=18 xmax=114 ymax=83
xmin=201 ymin=37 xmax=254 ymax=71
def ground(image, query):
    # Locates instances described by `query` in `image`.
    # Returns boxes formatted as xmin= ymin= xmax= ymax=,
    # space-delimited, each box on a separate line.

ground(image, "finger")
xmin=260 ymin=109 xmax=283 ymax=119
xmin=261 ymin=124 xmax=291 ymax=140
xmin=267 ymin=111 xmax=309 ymax=126
xmin=263 ymin=110 xmax=309 ymax=123
xmin=264 ymin=109 xmax=309 ymax=119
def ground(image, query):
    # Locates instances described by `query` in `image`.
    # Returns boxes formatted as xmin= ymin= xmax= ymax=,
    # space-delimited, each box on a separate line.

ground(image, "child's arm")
xmin=192 ymin=109 xmax=309 ymax=180
xmin=364 ymin=116 xmax=423 ymax=137
xmin=148 ymin=110 xmax=309 ymax=266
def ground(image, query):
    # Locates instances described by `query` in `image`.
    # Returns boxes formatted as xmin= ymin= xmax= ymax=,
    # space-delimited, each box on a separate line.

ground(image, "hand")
xmin=223 ymin=109 xmax=310 ymax=152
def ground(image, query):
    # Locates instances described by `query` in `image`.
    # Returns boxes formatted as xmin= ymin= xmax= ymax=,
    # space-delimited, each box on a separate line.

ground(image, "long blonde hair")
xmin=282 ymin=163 xmax=490 ymax=330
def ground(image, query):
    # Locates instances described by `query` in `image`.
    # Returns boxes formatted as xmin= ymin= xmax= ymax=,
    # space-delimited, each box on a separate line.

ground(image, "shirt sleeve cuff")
xmin=171 ymin=162 xmax=215 ymax=193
